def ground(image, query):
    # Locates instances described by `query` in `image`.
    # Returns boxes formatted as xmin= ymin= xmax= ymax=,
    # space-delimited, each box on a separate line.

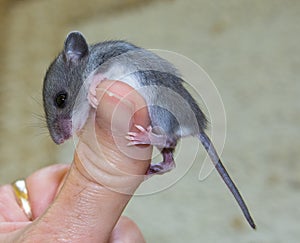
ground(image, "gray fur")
xmin=43 ymin=32 xmax=206 ymax=143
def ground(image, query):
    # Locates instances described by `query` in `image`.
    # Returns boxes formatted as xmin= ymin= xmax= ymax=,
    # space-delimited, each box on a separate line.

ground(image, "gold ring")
xmin=11 ymin=179 xmax=33 ymax=221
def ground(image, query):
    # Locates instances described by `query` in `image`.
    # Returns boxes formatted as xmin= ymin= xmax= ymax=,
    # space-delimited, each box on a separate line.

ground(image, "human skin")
xmin=0 ymin=80 xmax=152 ymax=242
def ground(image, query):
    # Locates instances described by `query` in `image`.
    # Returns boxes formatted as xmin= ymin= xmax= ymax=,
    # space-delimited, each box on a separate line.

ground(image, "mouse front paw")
xmin=88 ymin=91 xmax=99 ymax=109
xmin=87 ymin=74 xmax=107 ymax=109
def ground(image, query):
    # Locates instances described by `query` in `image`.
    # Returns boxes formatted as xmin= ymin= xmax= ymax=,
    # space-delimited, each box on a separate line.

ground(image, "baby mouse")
xmin=43 ymin=31 xmax=256 ymax=229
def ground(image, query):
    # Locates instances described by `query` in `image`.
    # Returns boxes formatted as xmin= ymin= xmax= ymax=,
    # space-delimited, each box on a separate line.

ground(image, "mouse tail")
xmin=198 ymin=132 xmax=256 ymax=229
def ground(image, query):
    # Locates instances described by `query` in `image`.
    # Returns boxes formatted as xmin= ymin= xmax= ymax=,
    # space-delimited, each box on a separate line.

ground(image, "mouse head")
xmin=43 ymin=31 xmax=89 ymax=144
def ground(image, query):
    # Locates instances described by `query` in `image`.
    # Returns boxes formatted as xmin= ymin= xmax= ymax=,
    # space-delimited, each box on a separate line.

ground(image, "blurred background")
xmin=0 ymin=0 xmax=299 ymax=242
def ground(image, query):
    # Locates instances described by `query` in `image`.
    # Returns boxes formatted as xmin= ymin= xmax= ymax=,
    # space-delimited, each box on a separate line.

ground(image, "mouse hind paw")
xmin=147 ymin=148 xmax=176 ymax=175
xmin=126 ymin=124 xmax=176 ymax=148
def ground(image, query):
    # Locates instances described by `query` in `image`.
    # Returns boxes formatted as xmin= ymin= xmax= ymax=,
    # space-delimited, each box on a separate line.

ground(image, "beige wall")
xmin=1 ymin=0 xmax=299 ymax=242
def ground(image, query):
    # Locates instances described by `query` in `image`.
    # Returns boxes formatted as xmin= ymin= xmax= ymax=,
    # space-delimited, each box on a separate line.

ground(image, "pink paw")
xmin=126 ymin=125 xmax=169 ymax=147
xmin=88 ymin=90 xmax=99 ymax=109
xmin=87 ymin=75 xmax=107 ymax=109
xmin=126 ymin=125 xmax=152 ymax=146
xmin=147 ymin=161 xmax=175 ymax=175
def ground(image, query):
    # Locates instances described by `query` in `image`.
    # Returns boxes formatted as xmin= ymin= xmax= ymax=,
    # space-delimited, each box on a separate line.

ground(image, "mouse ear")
xmin=63 ymin=31 xmax=89 ymax=64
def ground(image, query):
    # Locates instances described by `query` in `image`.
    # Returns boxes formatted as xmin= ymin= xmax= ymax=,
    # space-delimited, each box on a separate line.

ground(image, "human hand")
xmin=0 ymin=80 xmax=152 ymax=242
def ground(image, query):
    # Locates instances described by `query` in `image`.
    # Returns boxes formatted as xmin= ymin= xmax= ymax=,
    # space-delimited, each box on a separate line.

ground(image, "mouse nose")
xmin=55 ymin=137 xmax=65 ymax=144
xmin=51 ymin=118 xmax=72 ymax=144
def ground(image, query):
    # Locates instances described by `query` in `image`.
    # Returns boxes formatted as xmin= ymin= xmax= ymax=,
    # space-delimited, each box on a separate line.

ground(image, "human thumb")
xmin=17 ymin=80 xmax=152 ymax=243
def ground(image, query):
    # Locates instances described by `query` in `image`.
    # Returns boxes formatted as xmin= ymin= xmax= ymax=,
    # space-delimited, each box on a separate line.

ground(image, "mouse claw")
xmin=134 ymin=124 xmax=146 ymax=132
xmin=125 ymin=135 xmax=135 ymax=141
xmin=87 ymin=74 xmax=107 ymax=109
xmin=127 ymin=132 xmax=137 ymax=136
xmin=134 ymin=124 xmax=152 ymax=133
xmin=89 ymin=85 xmax=97 ymax=96
xmin=88 ymin=94 xmax=99 ymax=109
xmin=127 ymin=141 xmax=137 ymax=146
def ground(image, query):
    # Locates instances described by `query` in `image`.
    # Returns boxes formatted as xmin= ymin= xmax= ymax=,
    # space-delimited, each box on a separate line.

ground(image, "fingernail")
xmin=96 ymin=88 xmax=135 ymax=133
xmin=97 ymin=88 xmax=134 ymax=109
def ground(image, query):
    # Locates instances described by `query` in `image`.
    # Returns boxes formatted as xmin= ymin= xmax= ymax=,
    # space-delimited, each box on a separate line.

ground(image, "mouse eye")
xmin=55 ymin=92 xmax=68 ymax=108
